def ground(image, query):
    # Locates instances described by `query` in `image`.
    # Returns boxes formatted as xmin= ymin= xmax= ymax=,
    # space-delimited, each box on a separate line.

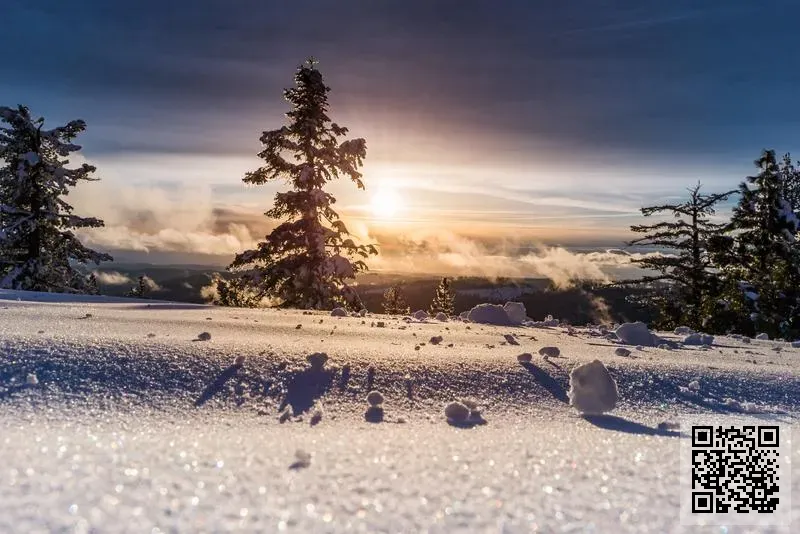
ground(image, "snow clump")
xmin=538 ymin=346 xmax=560 ymax=358
xmin=412 ymin=310 xmax=429 ymax=321
xmin=683 ymin=333 xmax=714 ymax=346
xmin=306 ymin=352 xmax=329 ymax=371
xmin=444 ymin=401 xmax=470 ymax=423
xmin=331 ymin=307 xmax=347 ymax=317
xmin=614 ymin=347 xmax=631 ymax=357
xmin=467 ymin=304 xmax=512 ymax=326
xmin=196 ymin=332 xmax=212 ymax=341
xmin=568 ymin=360 xmax=619 ymax=415
xmin=435 ymin=312 xmax=448 ymax=321
xmin=614 ymin=322 xmax=658 ymax=347
xmin=517 ymin=353 xmax=533 ymax=363
xmin=674 ymin=326 xmax=693 ymax=335
xmin=26 ymin=373 xmax=39 ymax=386
xmin=503 ymin=302 xmax=528 ymax=325
xmin=233 ymin=355 xmax=246 ymax=367
xmin=366 ymin=390 xmax=384 ymax=406
xmin=429 ymin=335 xmax=444 ymax=345
xmin=755 ymin=333 xmax=769 ymax=340
xmin=687 ymin=380 xmax=700 ymax=391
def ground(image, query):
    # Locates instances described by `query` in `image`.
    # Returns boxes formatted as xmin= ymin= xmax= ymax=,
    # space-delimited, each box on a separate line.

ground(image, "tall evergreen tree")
xmin=429 ymin=276 xmax=455 ymax=316
xmin=0 ymin=105 xmax=111 ymax=292
xmin=226 ymin=59 xmax=377 ymax=309
xmin=718 ymin=150 xmax=800 ymax=337
xmin=623 ymin=183 xmax=734 ymax=330
xmin=382 ymin=284 xmax=410 ymax=315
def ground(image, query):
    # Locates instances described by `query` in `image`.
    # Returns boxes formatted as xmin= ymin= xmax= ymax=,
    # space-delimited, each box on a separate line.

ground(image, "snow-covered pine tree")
xmin=0 ymin=105 xmax=111 ymax=292
xmin=429 ymin=276 xmax=455 ymax=316
xmin=382 ymin=284 xmax=410 ymax=315
xmin=227 ymin=59 xmax=377 ymax=310
xmin=623 ymin=183 xmax=735 ymax=331
xmin=719 ymin=150 xmax=800 ymax=337
xmin=126 ymin=275 xmax=152 ymax=298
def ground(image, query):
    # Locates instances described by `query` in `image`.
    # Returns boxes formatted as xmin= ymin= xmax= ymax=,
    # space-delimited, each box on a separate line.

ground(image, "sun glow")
xmin=369 ymin=188 xmax=403 ymax=219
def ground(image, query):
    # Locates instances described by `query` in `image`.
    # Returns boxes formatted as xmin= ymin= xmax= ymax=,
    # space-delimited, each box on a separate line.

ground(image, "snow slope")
xmin=0 ymin=290 xmax=798 ymax=533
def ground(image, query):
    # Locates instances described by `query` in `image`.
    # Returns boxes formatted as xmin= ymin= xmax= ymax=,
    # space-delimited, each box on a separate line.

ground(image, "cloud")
xmin=92 ymin=271 xmax=132 ymax=285
xmin=364 ymin=228 xmax=666 ymax=286
xmin=70 ymin=178 xmax=262 ymax=257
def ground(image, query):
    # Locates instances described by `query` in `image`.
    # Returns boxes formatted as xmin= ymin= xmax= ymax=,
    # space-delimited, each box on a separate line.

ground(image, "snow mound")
xmin=517 ymin=353 xmax=533 ymax=363
xmin=538 ymin=346 xmax=560 ymax=358
xmin=755 ymin=333 xmax=769 ymax=340
xmin=525 ymin=315 xmax=559 ymax=328
xmin=503 ymin=302 xmax=527 ymax=325
xmin=331 ymin=308 xmax=347 ymax=317
xmin=614 ymin=322 xmax=658 ymax=347
xmin=435 ymin=312 xmax=448 ymax=321
xmin=467 ymin=304 xmax=512 ymax=326
xmin=568 ymin=360 xmax=619 ymax=415
xmin=674 ymin=326 xmax=693 ymax=335
xmin=412 ymin=310 xmax=428 ymax=321
xmin=683 ymin=333 xmax=714 ymax=346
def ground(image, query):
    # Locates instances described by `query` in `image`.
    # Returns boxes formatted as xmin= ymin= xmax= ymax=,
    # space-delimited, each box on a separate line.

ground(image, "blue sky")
xmin=2 ymin=0 xmax=799 ymax=271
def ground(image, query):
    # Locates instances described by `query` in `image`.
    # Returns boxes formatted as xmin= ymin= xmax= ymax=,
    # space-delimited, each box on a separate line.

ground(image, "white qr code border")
xmin=679 ymin=414 xmax=792 ymax=528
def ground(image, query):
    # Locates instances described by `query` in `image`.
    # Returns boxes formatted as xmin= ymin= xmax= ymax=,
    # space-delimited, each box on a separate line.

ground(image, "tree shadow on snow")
xmin=194 ymin=364 xmax=242 ymax=407
xmin=278 ymin=367 xmax=334 ymax=416
xmin=520 ymin=362 xmax=569 ymax=403
xmin=582 ymin=414 xmax=680 ymax=437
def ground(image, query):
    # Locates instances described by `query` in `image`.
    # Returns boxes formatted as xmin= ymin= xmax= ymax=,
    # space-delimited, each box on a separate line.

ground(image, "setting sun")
xmin=370 ymin=188 xmax=403 ymax=218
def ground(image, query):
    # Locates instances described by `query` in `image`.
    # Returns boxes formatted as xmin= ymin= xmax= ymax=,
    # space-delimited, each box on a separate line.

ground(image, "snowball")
xmin=331 ymin=307 xmax=347 ymax=317
xmin=755 ymin=333 xmax=769 ymax=340
xmin=366 ymin=390 xmax=384 ymax=406
xmin=26 ymin=373 xmax=38 ymax=386
xmin=196 ymin=332 xmax=211 ymax=341
xmin=435 ymin=312 xmax=448 ymax=321
xmin=687 ymin=380 xmax=700 ymax=391
xmin=306 ymin=352 xmax=328 ymax=370
xmin=538 ymin=346 xmax=560 ymax=358
xmin=503 ymin=302 xmax=527 ymax=325
xmin=614 ymin=322 xmax=657 ymax=347
xmin=429 ymin=335 xmax=443 ymax=345
xmin=568 ymin=360 xmax=618 ymax=415
xmin=674 ymin=326 xmax=693 ymax=335
xmin=683 ymin=333 xmax=714 ymax=346
xmin=467 ymin=304 xmax=512 ymax=326
xmin=503 ymin=334 xmax=519 ymax=345
xmin=412 ymin=310 xmax=428 ymax=321
xmin=444 ymin=401 xmax=470 ymax=422
xmin=614 ymin=347 xmax=631 ymax=357
xmin=517 ymin=353 xmax=533 ymax=363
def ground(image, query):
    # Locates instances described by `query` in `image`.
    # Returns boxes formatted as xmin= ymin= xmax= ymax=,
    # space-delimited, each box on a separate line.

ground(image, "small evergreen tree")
xmin=208 ymin=275 xmax=262 ymax=308
xmin=227 ymin=59 xmax=377 ymax=310
xmin=86 ymin=272 xmax=99 ymax=295
xmin=0 ymin=105 xmax=111 ymax=292
xmin=717 ymin=150 xmax=800 ymax=337
xmin=429 ymin=276 xmax=455 ymax=316
xmin=127 ymin=275 xmax=152 ymax=298
xmin=382 ymin=284 xmax=410 ymax=315
xmin=623 ymin=183 xmax=735 ymax=331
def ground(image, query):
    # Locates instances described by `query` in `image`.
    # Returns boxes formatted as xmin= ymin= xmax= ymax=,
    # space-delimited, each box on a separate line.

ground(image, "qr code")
xmin=691 ymin=425 xmax=781 ymax=514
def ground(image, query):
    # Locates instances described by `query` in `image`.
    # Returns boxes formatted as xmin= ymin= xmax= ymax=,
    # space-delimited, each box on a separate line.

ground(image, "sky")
xmin=2 ymin=0 xmax=800 ymax=277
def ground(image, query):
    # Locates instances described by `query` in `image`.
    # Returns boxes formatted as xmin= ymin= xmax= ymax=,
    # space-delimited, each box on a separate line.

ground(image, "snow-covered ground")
xmin=0 ymin=290 xmax=798 ymax=533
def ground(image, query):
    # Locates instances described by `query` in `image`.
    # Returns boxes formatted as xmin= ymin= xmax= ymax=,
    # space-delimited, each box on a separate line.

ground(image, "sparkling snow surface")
xmin=0 ymin=290 xmax=798 ymax=533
